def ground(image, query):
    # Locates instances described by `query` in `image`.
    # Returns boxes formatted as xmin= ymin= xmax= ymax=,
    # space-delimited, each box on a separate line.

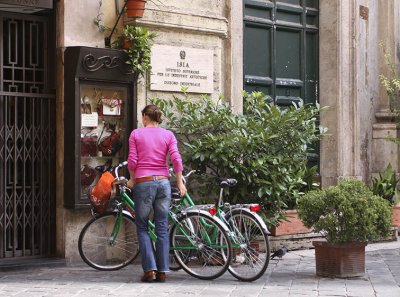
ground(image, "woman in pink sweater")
xmin=127 ymin=104 xmax=186 ymax=283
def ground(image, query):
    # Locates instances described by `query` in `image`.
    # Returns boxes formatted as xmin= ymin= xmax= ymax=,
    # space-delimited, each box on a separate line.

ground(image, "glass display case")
xmin=64 ymin=46 xmax=136 ymax=209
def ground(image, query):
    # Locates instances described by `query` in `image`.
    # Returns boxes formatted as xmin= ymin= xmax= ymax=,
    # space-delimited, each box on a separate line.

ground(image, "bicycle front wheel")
xmin=78 ymin=211 xmax=139 ymax=271
xmin=226 ymin=210 xmax=270 ymax=282
xmin=170 ymin=211 xmax=232 ymax=280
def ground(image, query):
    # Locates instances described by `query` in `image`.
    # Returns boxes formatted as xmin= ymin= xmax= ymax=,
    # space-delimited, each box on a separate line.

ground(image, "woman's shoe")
xmin=156 ymin=272 xmax=166 ymax=282
xmin=141 ymin=271 xmax=156 ymax=282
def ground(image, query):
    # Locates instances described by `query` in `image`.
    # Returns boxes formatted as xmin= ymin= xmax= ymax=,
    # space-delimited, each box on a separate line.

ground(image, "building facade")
xmin=0 ymin=0 xmax=399 ymax=264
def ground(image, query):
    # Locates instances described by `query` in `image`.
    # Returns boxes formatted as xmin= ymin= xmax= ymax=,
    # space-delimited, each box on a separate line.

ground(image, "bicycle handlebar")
xmin=184 ymin=170 xmax=197 ymax=179
xmin=114 ymin=161 xmax=128 ymax=179
xmin=169 ymin=168 xmax=199 ymax=185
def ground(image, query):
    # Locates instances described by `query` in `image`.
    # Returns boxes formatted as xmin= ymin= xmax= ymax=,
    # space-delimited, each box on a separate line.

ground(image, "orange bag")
xmin=90 ymin=171 xmax=114 ymax=213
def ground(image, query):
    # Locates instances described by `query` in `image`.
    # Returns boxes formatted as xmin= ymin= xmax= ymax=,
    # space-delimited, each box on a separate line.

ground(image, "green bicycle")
xmin=78 ymin=161 xmax=232 ymax=280
xmin=170 ymin=170 xmax=271 ymax=282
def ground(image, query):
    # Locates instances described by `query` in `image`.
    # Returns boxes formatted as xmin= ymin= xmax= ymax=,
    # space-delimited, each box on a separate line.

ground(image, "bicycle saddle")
xmin=220 ymin=178 xmax=237 ymax=188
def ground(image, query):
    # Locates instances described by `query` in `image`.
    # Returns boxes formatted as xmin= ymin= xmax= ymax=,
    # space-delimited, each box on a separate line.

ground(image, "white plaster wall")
xmin=64 ymin=210 xmax=91 ymax=264
xmin=58 ymin=0 xmax=126 ymax=261
xmin=63 ymin=0 xmax=125 ymax=47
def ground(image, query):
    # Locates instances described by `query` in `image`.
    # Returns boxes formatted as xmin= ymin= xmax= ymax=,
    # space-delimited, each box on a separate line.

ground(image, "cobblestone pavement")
xmin=0 ymin=241 xmax=399 ymax=297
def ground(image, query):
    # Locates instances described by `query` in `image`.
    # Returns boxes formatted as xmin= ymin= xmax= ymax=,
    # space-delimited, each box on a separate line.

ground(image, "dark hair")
xmin=141 ymin=104 xmax=163 ymax=124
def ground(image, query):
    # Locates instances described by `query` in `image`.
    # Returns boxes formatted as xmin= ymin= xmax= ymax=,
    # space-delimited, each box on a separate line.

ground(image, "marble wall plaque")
xmin=150 ymin=44 xmax=214 ymax=93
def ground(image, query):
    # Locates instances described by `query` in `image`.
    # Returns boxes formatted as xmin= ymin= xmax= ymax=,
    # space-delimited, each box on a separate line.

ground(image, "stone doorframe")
xmin=231 ymin=1 xmax=400 ymax=186
xmin=319 ymin=0 xmax=400 ymax=186
xmin=227 ymin=0 xmax=244 ymax=114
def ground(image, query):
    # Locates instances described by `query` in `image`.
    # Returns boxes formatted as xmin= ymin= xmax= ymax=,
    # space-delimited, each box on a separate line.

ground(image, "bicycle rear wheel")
xmin=170 ymin=211 xmax=232 ymax=280
xmin=225 ymin=210 xmax=270 ymax=282
xmin=78 ymin=211 xmax=139 ymax=271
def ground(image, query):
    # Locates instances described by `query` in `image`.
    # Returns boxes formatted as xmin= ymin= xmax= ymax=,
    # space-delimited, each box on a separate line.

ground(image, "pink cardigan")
xmin=127 ymin=127 xmax=183 ymax=178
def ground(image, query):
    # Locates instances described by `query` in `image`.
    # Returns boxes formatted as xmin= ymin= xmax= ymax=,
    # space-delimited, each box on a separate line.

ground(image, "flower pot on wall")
xmin=270 ymin=209 xmax=312 ymax=236
xmin=313 ymin=241 xmax=367 ymax=278
xmin=126 ymin=0 xmax=146 ymax=18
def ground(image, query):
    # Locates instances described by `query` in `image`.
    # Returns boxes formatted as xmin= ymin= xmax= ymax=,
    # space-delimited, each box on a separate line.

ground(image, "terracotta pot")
xmin=270 ymin=209 xmax=312 ymax=236
xmin=122 ymin=38 xmax=133 ymax=50
xmin=392 ymin=205 xmax=400 ymax=227
xmin=313 ymin=240 xmax=367 ymax=278
xmin=126 ymin=0 xmax=146 ymax=18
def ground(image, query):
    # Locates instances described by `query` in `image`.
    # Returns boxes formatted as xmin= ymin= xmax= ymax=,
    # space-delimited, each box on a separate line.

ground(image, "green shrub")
xmin=371 ymin=163 xmax=399 ymax=205
xmin=152 ymin=91 xmax=325 ymax=224
xmin=297 ymin=179 xmax=392 ymax=244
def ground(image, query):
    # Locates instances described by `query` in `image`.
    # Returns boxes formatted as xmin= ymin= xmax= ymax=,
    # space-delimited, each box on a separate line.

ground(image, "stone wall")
xmin=319 ymin=0 xmax=398 ymax=186
xmin=126 ymin=0 xmax=233 ymax=124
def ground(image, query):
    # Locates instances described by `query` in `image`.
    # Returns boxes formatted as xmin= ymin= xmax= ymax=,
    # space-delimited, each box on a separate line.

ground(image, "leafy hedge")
xmin=152 ymin=91 xmax=325 ymax=224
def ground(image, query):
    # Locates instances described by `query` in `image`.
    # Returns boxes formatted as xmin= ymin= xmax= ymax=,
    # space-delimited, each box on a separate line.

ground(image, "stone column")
xmin=320 ymin=0 xmax=381 ymax=186
xmin=320 ymin=0 xmax=355 ymax=186
xmin=226 ymin=0 xmax=243 ymax=114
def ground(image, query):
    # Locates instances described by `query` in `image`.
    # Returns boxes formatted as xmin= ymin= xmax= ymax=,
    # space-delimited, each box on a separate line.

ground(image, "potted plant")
xmin=297 ymin=179 xmax=392 ymax=278
xmin=371 ymin=163 xmax=400 ymax=227
xmin=270 ymin=165 xmax=320 ymax=236
xmin=113 ymin=24 xmax=156 ymax=80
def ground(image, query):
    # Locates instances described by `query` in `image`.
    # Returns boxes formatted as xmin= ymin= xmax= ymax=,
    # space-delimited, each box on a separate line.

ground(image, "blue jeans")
xmin=133 ymin=179 xmax=171 ymax=273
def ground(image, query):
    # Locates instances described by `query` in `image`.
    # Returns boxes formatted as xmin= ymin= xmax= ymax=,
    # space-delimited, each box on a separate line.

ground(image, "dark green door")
xmin=244 ymin=0 xmax=319 ymax=106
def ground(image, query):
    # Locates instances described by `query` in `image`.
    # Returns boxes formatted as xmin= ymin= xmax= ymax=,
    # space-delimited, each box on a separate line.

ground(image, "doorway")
xmin=0 ymin=11 xmax=56 ymax=259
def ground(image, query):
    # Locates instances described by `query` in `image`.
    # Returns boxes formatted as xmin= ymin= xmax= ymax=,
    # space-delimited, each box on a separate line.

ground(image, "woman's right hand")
xmin=177 ymin=181 xmax=187 ymax=197
xmin=127 ymin=178 xmax=135 ymax=189
xmin=175 ymin=172 xmax=187 ymax=196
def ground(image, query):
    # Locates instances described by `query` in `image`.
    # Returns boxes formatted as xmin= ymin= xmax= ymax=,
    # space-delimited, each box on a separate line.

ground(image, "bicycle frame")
xmin=109 ymin=185 xmax=219 ymax=252
xmin=177 ymin=191 xmax=244 ymax=247
xmin=79 ymin=162 xmax=233 ymax=279
xmin=170 ymin=173 xmax=270 ymax=248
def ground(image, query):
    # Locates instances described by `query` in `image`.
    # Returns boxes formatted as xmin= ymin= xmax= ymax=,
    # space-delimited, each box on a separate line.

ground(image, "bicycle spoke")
xmin=226 ymin=211 xmax=270 ymax=281
xmin=78 ymin=212 xmax=140 ymax=271
xmin=171 ymin=212 xmax=231 ymax=280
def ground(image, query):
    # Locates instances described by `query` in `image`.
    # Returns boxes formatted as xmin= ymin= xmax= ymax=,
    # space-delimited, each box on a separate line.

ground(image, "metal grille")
xmin=0 ymin=14 xmax=55 ymax=259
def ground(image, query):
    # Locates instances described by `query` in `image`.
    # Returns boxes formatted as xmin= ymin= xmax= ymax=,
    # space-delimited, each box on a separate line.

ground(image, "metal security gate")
xmin=244 ymin=0 xmax=319 ymax=106
xmin=0 ymin=13 xmax=55 ymax=259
